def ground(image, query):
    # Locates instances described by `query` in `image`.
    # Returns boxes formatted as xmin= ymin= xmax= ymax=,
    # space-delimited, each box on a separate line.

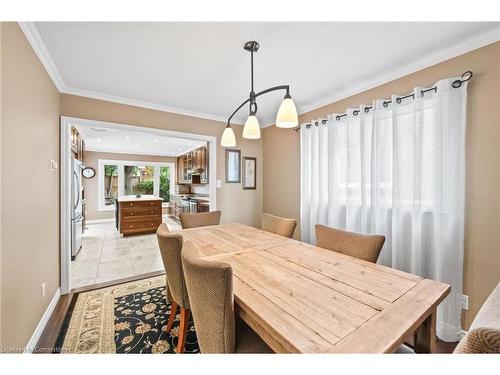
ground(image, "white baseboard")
xmin=24 ymin=288 xmax=61 ymax=353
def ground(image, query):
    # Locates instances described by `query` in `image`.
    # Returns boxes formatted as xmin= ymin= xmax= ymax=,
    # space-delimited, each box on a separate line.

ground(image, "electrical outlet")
xmin=462 ymin=294 xmax=469 ymax=310
xmin=216 ymin=179 xmax=222 ymax=188
xmin=50 ymin=160 xmax=58 ymax=171
xmin=41 ymin=283 xmax=46 ymax=299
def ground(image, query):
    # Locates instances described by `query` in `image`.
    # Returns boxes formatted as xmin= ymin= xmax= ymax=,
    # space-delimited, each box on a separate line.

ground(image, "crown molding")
xmin=18 ymin=21 xmax=244 ymax=126
xmin=61 ymin=86 xmax=243 ymax=125
xmin=262 ymin=25 xmax=500 ymax=128
xmin=20 ymin=22 xmax=499 ymax=130
xmin=18 ymin=22 xmax=65 ymax=91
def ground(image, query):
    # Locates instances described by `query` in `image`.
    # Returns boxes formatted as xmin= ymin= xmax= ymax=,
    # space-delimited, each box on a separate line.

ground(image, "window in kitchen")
xmin=159 ymin=166 xmax=171 ymax=203
xmin=98 ymin=160 xmax=175 ymax=211
xmin=103 ymin=164 xmax=118 ymax=206
xmin=124 ymin=165 xmax=154 ymax=195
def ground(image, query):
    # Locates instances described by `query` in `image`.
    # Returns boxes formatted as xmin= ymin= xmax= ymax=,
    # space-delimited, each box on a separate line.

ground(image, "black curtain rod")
xmin=295 ymin=71 xmax=472 ymax=132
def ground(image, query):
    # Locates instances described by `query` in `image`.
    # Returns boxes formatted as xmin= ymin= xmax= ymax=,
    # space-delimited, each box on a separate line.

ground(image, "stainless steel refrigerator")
xmin=71 ymin=158 xmax=84 ymax=260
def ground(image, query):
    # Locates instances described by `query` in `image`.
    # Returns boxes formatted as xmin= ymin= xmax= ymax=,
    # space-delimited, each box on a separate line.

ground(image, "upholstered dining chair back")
xmin=315 ymin=224 xmax=385 ymax=263
xmin=156 ymin=223 xmax=189 ymax=308
xmin=179 ymin=210 xmax=222 ymax=229
xmin=262 ymin=213 xmax=297 ymax=238
xmin=181 ymin=241 xmax=236 ymax=353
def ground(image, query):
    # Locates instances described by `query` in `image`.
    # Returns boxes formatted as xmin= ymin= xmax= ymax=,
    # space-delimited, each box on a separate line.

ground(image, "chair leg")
xmin=166 ymin=301 xmax=178 ymax=333
xmin=176 ymin=308 xmax=190 ymax=354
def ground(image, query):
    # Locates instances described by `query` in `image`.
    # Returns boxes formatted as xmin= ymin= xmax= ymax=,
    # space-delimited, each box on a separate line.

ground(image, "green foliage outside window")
xmin=136 ymin=180 xmax=154 ymax=194
xmin=104 ymin=165 xmax=118 ymax=176
xmin=159 ymin=167 xmax=170 ymax=202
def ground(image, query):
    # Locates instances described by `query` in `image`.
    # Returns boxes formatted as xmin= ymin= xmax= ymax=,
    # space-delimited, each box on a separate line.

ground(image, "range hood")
xmin=189 ymin=167 xmax=205 ymax=174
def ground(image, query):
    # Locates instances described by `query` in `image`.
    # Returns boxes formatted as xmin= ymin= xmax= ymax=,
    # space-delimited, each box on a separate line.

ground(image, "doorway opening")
xmin=60 ymin=116 xmax=217 ymax=293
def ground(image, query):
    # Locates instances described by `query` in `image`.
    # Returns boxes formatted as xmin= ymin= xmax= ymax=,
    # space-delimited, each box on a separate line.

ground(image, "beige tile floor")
xmin=71 ymin=217 xmax=181 ymax=289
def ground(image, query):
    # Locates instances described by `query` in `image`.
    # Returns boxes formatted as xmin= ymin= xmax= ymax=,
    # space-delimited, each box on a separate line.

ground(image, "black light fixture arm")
xmin=226 ymin=85 xmax=290 ymax=126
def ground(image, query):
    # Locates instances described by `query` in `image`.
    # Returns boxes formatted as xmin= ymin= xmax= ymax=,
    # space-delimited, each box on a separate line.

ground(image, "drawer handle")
xmin=130 ymin=225 xmax=134 ymax=228
xmin=130 ymin=212 xmax=133 ymax=215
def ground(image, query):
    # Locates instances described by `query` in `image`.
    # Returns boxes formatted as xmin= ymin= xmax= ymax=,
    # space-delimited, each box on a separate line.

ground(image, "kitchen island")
xmin=116 ymin=195 xmax=163 ymax=236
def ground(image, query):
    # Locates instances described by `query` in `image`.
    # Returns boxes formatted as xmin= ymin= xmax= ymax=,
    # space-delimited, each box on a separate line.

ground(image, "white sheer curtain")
xmin=300 ymin=77 xmax=467 ymax=341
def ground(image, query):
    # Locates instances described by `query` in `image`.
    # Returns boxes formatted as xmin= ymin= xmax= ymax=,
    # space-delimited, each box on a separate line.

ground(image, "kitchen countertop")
xmin=117 ymin=195 xmax=163 ymax=202
xmin=171 ymin=194 xmax=210 ymax=202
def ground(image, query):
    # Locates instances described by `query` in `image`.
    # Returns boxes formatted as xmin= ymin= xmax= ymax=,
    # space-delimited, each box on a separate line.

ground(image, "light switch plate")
xmin=50 ymin=160 xmax=58 ymax=171
xmin=462 ymin=294 xmax=469 ymax=310
xmin=216 ymin=179 xmax=222 ymax=188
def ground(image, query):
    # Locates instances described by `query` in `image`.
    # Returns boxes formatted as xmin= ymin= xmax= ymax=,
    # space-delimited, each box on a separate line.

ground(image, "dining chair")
xmin=156 ymin=223 xmax=191 ymax=353
xmin=454 ymin=282 xmax=500 ymax=353
xmin=179 ymin=210 xmax=222 ymax=229
xmin=181 ymin=241 xmax=274 ymax=353
xmin=262 ymin=213 xmax=297 ymax=238
xmin=315 ymin=224 xmax=385 ymax=263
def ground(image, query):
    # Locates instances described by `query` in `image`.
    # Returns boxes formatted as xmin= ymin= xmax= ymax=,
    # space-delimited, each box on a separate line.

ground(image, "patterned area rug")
xmin=61 ymin=276 xmax=199 ymax=353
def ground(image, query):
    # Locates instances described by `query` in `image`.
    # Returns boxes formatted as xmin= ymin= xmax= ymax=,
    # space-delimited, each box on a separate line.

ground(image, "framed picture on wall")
xmin=225 ymin=149 xmax=241 ymax=183
xmin=242 ymin=157 xmax=256 ymax=190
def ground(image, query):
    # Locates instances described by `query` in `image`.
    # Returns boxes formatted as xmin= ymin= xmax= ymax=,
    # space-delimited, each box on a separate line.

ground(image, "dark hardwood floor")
xmin=435 ymin=340 xmax=459 ymax=353
xmin=34 ymin=292 xmax=75 ymax=353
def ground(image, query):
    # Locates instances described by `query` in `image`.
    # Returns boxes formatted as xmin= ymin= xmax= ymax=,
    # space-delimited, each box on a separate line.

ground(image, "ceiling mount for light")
xmin=221 ymin=41 xmax=298 ymax=147
xmin=243 ymin=40 xmax=260 ymax=53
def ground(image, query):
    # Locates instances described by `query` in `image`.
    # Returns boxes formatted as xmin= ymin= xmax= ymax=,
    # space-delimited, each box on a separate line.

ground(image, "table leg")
xmin=413 ymin=309 xmax=437 ymax=353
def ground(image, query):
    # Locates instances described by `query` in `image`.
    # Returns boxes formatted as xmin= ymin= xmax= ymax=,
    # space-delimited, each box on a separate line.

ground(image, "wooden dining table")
xmin=174 ymin=223 xmax=450 ymax=353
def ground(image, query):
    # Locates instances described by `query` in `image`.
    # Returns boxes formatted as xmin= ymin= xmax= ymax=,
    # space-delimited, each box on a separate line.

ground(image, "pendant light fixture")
xmin=221 ymin=123 xmax=236 ymax=147
xmin=242 ymin=115 xmax=260 ymax=139
xmin=221 ymin=41 xmax=298 ymax=147
xmin=276 ymin=94 xmax=298 ymax=128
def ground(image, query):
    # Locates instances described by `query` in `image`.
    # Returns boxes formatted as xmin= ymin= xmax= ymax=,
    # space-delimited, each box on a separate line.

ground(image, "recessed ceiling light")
xmin=153 ymin=139 xmax=158 ymax=143
xmin=97 ymin=138 xmax=102 ymax=142
xmin=177 ymin=148 xmax=182 ymax=151
xmin=125 ymin=135 xmax=130 ymax=140
xmin=188 ymin=142 xmax=192 ymax=146
xmin=136 ymin=145 xmax=140 ymax=148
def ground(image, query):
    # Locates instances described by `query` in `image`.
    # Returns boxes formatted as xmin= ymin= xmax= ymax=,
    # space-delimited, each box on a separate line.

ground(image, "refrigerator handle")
xmin=74 ymin=170 xmax=80 ymax=209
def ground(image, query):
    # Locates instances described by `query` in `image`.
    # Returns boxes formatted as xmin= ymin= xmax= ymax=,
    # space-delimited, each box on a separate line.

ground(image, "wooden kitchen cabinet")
xmin=71 ymin=126 xmax=86 ymax=162
xmin=177 ymin=144 xmax=208 ymax=184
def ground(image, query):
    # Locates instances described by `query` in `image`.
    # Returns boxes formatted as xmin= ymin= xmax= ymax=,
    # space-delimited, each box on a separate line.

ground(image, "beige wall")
xmin=263 ymin=41 xmax=500 ymax=329
xmin=0 ymin=23 xmax=61 ymax=350
xmin=0 ymin=21 xmax=3 ymax=347
xmin=83 ymin=151 xmax=177 ymax=220
xmin=61 ymin=95 xmax=264 ymax=228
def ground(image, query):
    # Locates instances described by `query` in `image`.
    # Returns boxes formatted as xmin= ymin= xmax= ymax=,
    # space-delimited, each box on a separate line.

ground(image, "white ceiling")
xmin=74 ymin=122 xmax=206 ymax=157
xmin=30 ymin=22 xmax=500 ymax=126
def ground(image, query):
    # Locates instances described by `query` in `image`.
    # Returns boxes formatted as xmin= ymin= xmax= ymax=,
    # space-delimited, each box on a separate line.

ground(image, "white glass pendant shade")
xmin=242 ymin=115 xmax=261 ymax=139
xmin=221 ymin=125 xmax=236 ymax=147
xmin=276 ymin=96 xmax=298 ymax=128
